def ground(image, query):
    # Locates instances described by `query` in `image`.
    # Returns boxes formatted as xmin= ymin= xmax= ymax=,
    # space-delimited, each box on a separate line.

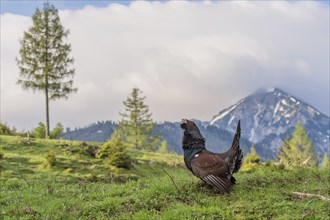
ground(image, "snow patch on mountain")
xmin=228 ymin=115 xmax=235 ymax=125
xmin=273 ymin=102 xmax=280 ymax=118
xmin=210 ymin=104 xmax=237 ymax=125
xmin=290 ymin=97 xmax=296 ymax=103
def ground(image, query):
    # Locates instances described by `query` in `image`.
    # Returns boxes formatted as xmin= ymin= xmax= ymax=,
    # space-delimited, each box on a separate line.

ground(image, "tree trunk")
xmin=135 ymin=125 xmax=138 ymax=149
xmin=45 ymin=86 xmax=50 ymax=139
xmin=45 ymin=11 xmax=50 ymax=139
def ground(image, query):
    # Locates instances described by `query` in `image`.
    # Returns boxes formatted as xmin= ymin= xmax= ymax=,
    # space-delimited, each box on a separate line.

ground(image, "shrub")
xmin=77 ymin=142 xmax=100 ymax=158
xmin=100 ymin=130 xmax=132 ymax=169
xmin=100 ymin=141 xmax=132 ymax=169
xmin=277 ymin=163 xmax=285 ymax=170
xmin=0 ymin=147 xmax=4 ymax=160
xmin=45 ymin=150 xmax=56 ymax=167
xmin=265 ymin=160 xmax=286 ymax=171
xmin=84 ymin=173 xmax=98 ymax=182
xmin=0 ymin=123 xmax=13 ymax=135
xmin=241 ymin=146 xmax=261 ymax=172
xmin=158 ymin=140 xmax=168 ymax=154
xmin=108 ymin=151 xmax=132 ymax=169
xmin=85 ymin=145 xmax=100 ymax=158
xmin=50 ymin=122 xmax=64 ymax=139
xmin=32 ymin=122 xmax=46 ymax=139
xmin=244 ymin=146 xmax=260 ymax=164
xmin=99 ymin=129 xmax=124 ymax=159
xmin=277 ymin=122 xmax=315 ymax=167
xmin=321 ymin=153 xmax=329 ymax=170
xmin=99 ymin=142 xmax=113 ymax=159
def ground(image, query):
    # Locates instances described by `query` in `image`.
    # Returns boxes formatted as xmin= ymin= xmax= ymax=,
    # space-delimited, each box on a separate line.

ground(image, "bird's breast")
xmin=183 ymin=148 xmax=203 ymax=169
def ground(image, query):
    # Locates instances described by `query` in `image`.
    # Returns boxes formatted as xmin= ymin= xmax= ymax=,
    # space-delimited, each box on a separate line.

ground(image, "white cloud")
xmin=1 ymin=1 xmax=329 ymax=130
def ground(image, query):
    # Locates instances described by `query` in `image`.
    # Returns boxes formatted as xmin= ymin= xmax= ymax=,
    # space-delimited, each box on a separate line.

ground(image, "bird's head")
xmin=180 ymin=119 xmax=205 ymax=142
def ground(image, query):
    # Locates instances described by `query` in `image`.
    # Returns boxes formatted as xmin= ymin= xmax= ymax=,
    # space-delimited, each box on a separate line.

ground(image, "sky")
xmin=1 ymin=0 xmax=329 ymax=131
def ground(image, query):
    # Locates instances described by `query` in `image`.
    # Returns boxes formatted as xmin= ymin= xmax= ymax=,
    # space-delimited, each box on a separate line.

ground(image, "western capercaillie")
xmin=180 ymin=119 xmax=243 ymax=194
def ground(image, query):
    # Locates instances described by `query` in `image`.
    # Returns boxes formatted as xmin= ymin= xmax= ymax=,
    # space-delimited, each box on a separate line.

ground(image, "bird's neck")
xmin=182 ymin=135 xmax=205 ymax=150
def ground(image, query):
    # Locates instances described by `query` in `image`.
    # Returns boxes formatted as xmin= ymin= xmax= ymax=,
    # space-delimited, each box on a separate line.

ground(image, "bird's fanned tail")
xmin=217 ymin=120 xmax=243 ymax=174
xmin=231 ymin=120 xmax=243 ymax=173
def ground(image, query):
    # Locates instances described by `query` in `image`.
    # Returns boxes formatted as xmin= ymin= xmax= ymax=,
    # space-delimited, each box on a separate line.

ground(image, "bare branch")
xmin=291 ymin=192 xmax=330 ymax=201
xmin=163 ymin=170 xmax=180 ymax=193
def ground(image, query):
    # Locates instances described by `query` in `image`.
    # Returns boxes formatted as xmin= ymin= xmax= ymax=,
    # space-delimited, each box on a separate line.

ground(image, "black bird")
xmin=180 ymin=119 xmax=243 ymax=194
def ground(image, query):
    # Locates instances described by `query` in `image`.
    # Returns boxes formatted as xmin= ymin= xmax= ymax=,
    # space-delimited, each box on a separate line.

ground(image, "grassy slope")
xmin=0 ymin=135 xmax=329 ymax=219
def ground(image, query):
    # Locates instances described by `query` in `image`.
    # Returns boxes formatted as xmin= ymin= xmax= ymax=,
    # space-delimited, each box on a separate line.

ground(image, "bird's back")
xmin=191 ymin=150 xmax=229 ymax=178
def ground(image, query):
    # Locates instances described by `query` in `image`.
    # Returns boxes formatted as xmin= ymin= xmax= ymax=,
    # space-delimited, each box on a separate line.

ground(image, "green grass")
xmin=1 ymin=135 xmax=329 ymax=219
xmin=0 ymin=135 xmax=182 ymax=182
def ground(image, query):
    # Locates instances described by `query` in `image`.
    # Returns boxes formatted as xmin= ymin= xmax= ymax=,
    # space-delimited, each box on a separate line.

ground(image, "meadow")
xmin=0 ymin=135 xmax=329 ymax=219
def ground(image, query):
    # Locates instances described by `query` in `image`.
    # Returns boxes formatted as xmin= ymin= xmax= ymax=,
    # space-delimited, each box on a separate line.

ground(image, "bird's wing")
xmin=191 ymin=152 xmax=232 ymax=194
xmin=201 ymin=174 xmax=232 ymax=194
xmin=217 ymin=120 xmax=243 ymax=174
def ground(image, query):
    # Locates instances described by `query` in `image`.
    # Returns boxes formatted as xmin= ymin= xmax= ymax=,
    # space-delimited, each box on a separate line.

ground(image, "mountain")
xmin=154 ymin=121 xmax=251 ymax=155
xmin=64 ymin=121 xmax=117 ymax=142
xmin=63 ymin=88 xmax=329 ymax=161
xmin=210 ymin=88 xmax=329 ymax=159
xmin=63 ymin=120 xmax=251 ymax=156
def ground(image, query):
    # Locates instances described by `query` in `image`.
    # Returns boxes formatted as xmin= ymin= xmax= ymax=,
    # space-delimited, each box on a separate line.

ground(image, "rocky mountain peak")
xmin=210 ymin=88 xmax=329 ymax=158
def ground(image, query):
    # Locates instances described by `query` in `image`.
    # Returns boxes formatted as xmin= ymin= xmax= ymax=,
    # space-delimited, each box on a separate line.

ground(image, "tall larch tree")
xmin=16 ymin=3 xmax=77 ymax=139
xmin=119 ymin=87 xmax=160 ymax=151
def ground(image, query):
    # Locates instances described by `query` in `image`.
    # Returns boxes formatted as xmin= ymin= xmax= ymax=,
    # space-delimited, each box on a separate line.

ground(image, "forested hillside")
xmin=64 ymin=121 xmax=117 ymax=142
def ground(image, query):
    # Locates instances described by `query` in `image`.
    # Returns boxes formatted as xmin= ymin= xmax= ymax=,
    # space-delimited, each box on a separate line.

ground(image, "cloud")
xmin=1 ymin=1 xmax=329 ymax=130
